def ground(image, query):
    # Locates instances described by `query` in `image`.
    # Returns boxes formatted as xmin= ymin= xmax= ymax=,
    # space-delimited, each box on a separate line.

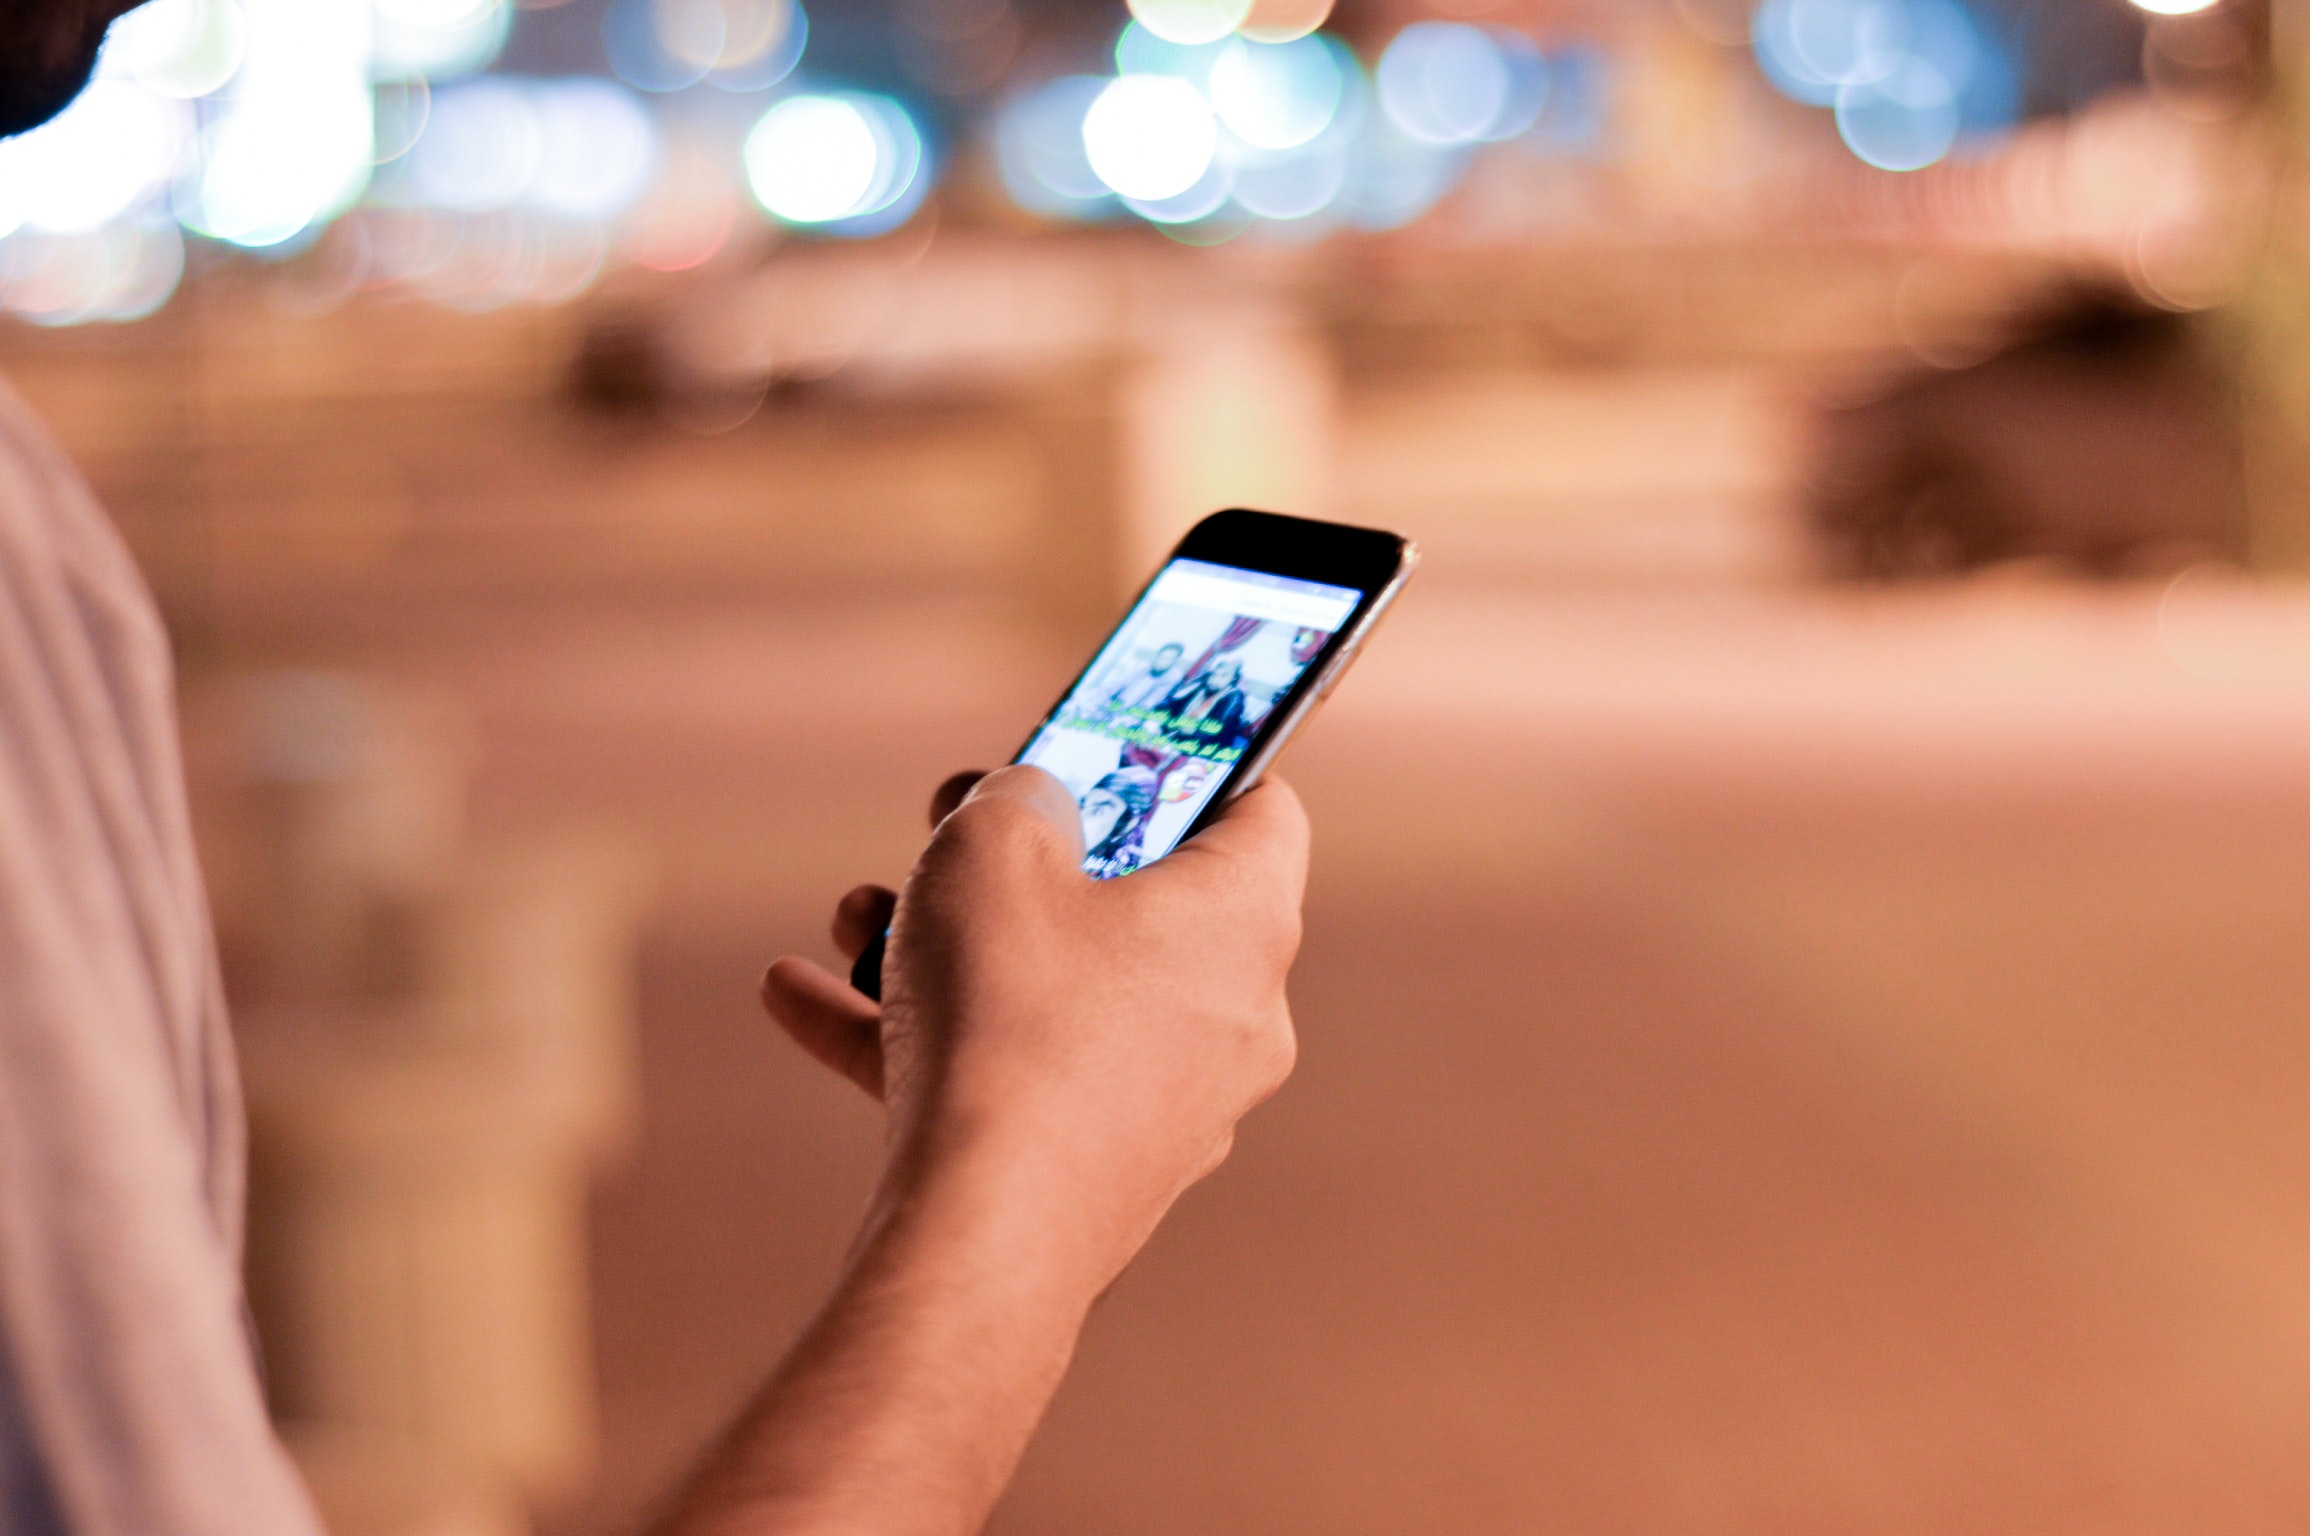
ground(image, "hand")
xmin=652 ymin=770 xmax=1306 ymax=1536
xmin=762 ymin=765 xmax=1307 ymax=1291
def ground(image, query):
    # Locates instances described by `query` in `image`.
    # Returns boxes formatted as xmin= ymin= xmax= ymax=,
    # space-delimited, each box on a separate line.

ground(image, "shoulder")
xmin=0 ymin=375 xmax=175 ymax=699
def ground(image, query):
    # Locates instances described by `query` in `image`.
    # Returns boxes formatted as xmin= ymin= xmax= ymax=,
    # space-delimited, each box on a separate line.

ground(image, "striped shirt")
xmin=0 ymin=377 xmax=319 ymax=1535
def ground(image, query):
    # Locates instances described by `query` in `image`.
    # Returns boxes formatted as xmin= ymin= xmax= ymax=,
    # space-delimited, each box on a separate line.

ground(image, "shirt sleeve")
xmin=0 ymin=390 xmax=323 ymax=1536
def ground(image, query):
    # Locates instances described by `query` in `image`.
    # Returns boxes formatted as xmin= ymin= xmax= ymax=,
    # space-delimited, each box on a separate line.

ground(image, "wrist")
xmin=859 ymin=1109 xmax=1142 ymax=1314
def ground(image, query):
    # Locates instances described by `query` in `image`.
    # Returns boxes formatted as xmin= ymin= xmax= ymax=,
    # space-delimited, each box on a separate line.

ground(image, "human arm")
xmin=0 ymin=393 xmax=323 ymax=1536
xmin=645 ymin=765 xmax=1308 ymax=1536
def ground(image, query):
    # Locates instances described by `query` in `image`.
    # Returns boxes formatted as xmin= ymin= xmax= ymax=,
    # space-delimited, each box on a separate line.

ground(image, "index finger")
xmin=929 ymin=770 xmax=986 ymax=828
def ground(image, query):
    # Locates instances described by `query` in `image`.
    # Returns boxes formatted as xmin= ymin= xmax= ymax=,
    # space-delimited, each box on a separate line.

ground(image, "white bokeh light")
xmin=375 ymin=0 xmax=493 ymax=26
xmin=747 ymin=96 xmax=876 ymax=222
xmin=1124 ymin=0 xmax=1251 ymax=48
xmin=7 ymin=80 xmax=186 ymax=234
xmin=1375 ymin=23 xmax=1506 ymax=145
xmin=744 ymin=93 xmax=923 ymax=227
xmin=17 ymin=0 xmax=681 ymax=322
xmin=372 ymin=0 xmax=511 ymax=81
xmin=406 ymin=78 xmax=541 ymax=208
xmin=0 ymin=141 xmax=29 ymax=240
xmin=183 ymin=0 xmax=374 ymax=248
xmin=846 ymin=98 xmax=927 ymax=225
xmin=1210 ymin=35 xmax=1343 ymax=150
xmin=101 ymin=0 xmax=248 ymax=98
xmin=530 ymin=80 xmax=660 ymax=219
xmin=1123 ymin=153 xmax=1230 ymax=222
xmin=1082 ymin=74 xmax=1217 ymax=201
xmin=1114 ymin=21 xmax=1228 ymax=89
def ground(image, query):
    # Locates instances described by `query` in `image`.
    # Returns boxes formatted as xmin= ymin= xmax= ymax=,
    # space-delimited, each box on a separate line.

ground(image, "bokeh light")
xmin=99 ymin=0 xmax=248 ymax=99
xmin=398 ymin=77 xmax=659 ymax=219
xmin=605 ymin=0 xmax=696 ymax=90
xmin=1123 ymin=154 xmax=1232 ymax=222
xmin=407 ymin=79 xmax=541 ymax=209
xmin=988 ymin=17 xmax=1527 ymax=233
xmin=1236 ymin=0 xmax=1334 ymax=45
xmin=607 ymin=0 xmax=805 ymax=92
xmin=371 ymin=209 xmax=607 ymax=311
xmin=995 ymin=75 xmax=1116 ymax=215
xmin=0 ymin=220 xmax=186 ymax=325
xmin=1375 ymin=23 xmax=1539 ymax=146
xmin=2130 ymin=0 xmax=2219 ymax=13
xmin=183 ymin=0 xmax=375 ymax=248
xmin=372 ymin=0 xmax=511 ymax=82
xmin=1338 ymin=112 xmax=1459 ymax=230
xmin=747 ymin=96 xmax=875 ymax=222
xmin=9 ymin=0 xmax=1619 ymax=320
xmin=1484 ymin=31 xmax=1549 ymax=140
xmin=1126 ymin=0 xmax=1252 ymax=49
xmin=711 ymin=0 xmax=808 ymax=90
xmin=1083 ymin=73 xmax=1219 ymax=201
xmin=4 ymin=79 xmax=186 ymax=235
xmin=1754 ymin=0 xmax=2013 ymax=170
xmin=699 ymin=0 xmax=793 ymax=72
xmin=1114 ymin=22 xmax=1227 ymax=88
xmin=1210 ymin=35 xmax=1343 ymax=151
xmin=373 ymin=80 xmax=433 ymax=165
xmin=744 ymin=92 xmax=926 ymax=231
xmin=6 ymin=0 xmax=776 ymax=322
xmin=1752 ymin=0 xmax=1902 ymax=107
xmin=1230 ymin=139 xmax=1348 ymax=219
xmin=1835 ymin=54 xmax=1957 ymax=169
xmin=530 ymin=81 xmax=661 ymax=219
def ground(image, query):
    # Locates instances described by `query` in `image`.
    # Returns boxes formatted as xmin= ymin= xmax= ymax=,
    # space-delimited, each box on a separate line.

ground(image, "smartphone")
xmin=851 ymin=507 xmax=1417 ymax=1000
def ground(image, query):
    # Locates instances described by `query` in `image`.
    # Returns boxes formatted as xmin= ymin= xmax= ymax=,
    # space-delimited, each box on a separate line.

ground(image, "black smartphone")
xmin=852 ymin=507 xmax=1417 ymax=1000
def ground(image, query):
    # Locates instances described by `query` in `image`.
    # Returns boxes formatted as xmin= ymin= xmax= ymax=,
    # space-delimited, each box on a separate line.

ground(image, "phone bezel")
xmin=1011 ymin=507 xmax=1417 ymax=867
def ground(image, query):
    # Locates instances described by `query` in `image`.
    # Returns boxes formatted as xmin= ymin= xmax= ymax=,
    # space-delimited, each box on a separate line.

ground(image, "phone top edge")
xmin=1175 ymin=508 xmax=1411 ymax=592
xmin=1004 ymin=511 xmax=1409 ymax=769
xmin=1176 ymin=535 xmax=1415 ymax=825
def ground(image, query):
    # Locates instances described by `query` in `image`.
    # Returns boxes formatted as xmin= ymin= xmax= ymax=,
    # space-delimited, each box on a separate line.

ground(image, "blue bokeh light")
xmin=1755 ymin=0 xmax=2018 ymax=171
xmin=1835 ymin=54 xmax=1957 ymax=169
xmin=1376 ymin=23 xmax=1507 ymax=146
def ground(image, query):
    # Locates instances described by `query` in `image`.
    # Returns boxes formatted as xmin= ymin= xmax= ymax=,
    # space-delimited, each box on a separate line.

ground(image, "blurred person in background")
xmin=0 ymin=6 xmax=1307 ymax=1534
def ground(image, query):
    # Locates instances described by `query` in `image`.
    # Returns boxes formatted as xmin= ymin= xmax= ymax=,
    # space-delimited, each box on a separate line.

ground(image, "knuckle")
xmin=936 ymin=796 xmax=1060 ymax=865
xmin=1267 ymin=904 xmax=1304 ymax=962
xmin=1257 ymin=1016 xmax=1298 ymax=1095
xmin=1225 ymin=1003 xmax=1296 ymax=1102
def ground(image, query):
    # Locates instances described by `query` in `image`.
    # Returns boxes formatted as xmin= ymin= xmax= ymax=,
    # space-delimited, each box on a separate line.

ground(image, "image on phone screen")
xmin=1015 ymin=557 xmax=1364 ymax=879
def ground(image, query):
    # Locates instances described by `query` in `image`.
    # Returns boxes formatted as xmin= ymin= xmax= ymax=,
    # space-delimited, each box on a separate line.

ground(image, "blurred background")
xmin=16 ymin=0 xmax=2310 ymax=1531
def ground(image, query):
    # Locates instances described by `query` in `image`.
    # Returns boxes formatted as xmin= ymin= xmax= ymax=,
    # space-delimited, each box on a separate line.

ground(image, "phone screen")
xmin=1015 ymin=556 xmax=1365 ymax=879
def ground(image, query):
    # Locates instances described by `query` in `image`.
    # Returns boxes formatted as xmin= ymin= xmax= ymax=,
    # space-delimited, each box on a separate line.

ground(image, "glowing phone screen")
xmin=1015 ymin=558 xmax=1363 ymax=879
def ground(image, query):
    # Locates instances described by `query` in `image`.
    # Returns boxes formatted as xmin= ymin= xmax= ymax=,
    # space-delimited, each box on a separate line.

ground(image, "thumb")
xmin=942 ymin=763 xmax=1088 ymax=863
